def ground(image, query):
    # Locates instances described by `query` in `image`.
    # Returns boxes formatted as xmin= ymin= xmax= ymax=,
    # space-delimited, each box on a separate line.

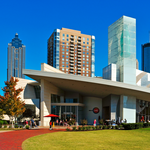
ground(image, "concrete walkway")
xmin=0 ymin=128 xmax=65 ymax=150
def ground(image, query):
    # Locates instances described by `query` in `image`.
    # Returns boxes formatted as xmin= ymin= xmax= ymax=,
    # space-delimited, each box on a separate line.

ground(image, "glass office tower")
xmin=7 ymin=33 xmax=26 ymax=81
xmin=108 ymin=16 xmax=136 ymax=85
xmin=142 ymin=43 xmax=150 ymax=73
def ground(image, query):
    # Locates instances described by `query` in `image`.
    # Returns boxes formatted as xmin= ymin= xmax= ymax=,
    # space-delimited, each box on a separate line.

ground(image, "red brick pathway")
xmin=0 ymin=128 xmax=65 ymax=150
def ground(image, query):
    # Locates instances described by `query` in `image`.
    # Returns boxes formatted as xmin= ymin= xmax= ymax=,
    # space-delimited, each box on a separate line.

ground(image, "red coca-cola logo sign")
xmin=93 ymin=107 xmax=99 ymax=114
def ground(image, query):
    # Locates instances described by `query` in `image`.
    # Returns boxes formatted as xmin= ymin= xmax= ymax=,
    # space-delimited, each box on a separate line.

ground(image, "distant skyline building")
xmin=47 ymin=28 xmax=95 ymax=77
xmin=108 ymin=15 xmax=136 ymax=85
xmin=7 ymin=33 xmax=25 ymax=81
xmin=142 ymin=43 xmax=150 ymax=73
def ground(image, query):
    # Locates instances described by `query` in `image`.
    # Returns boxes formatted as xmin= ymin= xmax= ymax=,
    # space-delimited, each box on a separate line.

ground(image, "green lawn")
xmin=22 ymin=128 xmax=150 ymax=150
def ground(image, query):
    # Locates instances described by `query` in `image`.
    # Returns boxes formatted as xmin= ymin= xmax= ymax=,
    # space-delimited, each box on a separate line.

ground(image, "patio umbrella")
xmin=44 ymin=114 xmax=59 ymax=117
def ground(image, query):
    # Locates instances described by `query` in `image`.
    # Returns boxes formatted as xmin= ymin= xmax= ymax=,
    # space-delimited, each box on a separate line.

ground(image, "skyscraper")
xmin=47 ymin=28 xmax=95 ymax=77
xmin=142 ymin=43 xmax=150 ymax=73
xmin=108 ymin=16 xmax=136 ymax=85
xmin=7 ymin=33 xmax=26 ymax=81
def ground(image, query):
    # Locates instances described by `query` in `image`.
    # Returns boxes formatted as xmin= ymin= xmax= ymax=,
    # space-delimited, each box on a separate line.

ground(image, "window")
xmin=66 ymin=52 xmax=68 ymax=55
xmin=62 ymin=45 xmax=65 ymax=48
xmin=66 ymin=43 xmax=69 ymax=45
xmin=87 ymin=46 xmax=89 ymax=48
xmin=62 ymin=55 xmax=64 ymax=57
xmin=67 ymin=34 xmax=69 ymax=37
xmin=62 ymin=65 xmax=64 ymax=67
xmin=83 ymin=74 xmax=85 ymax=76
xmin=87 ymin=38 xmax=89 ymax=41
xmin=66 ymin=56 xmax=68 ymax=58
xmin=75 ymin=54 xmax=77 ymax=56
xmin=86 ymin=71 xmax=89 ymax=73
xmin=66 ymin=62 xmax=68 ymax=64
xmin=66 ymin=46 xmax=69 ymax=48
xmin=67 ymin=39 xmax=69 ymax=41
xmin=86 ymin=65 xmax=89 ymax=67
xmin=75 ymin=60 xmax=77 ymax=62
xmin=62 ymin=52 xmax=65 ymax=54
xmin=66 ymin=65 xmax=68 ymax=68
xmin=86 ymin=58 xmax=89 ymax=61
xmin=83 ymin=55 xmax=85 ymax=57
xmin=83 ymin=46 xmax=85 ymax=48
xmin=87 ymin=49 xmax=89 ymax=51
xmin=62 ymin=58 xmax=64 ymax=61
xmin=83 ymin=42 xmax=85 ymax=44
xmin=83 ymin=49 xmax=85 ymax=51
xmin=63 ymin=34 xmax=65 ymax=36
xmin=87 ymin=42 xmax=89 ymax=45
xmin=83 ymin=64 xmax=85 ymax=66
xmin=86 ymin=74 xmax=89 ymax=76
xmin=86 ymin=55 xmax=89 ymax=57
xmin=86 ymin=68 xmax=88 ymax=70
xmin=75 ymin=57 xmax=77 ymax=59
xmin=62 ymin=42 xmax=65 ymax=44
xmin=66 ymin=69 xmax=68 ymax=71
xmin=75 ymin=47 xmax=77 ymax=49
xmin=87 ymin=52 xmax=89 ymax=54
xmin=83 ymin=52 xmax=85 ymax=54
xmin=75 ymin=44 xmax=77 ymax=46
xmin=63 ymin=37 xmax=65 ymax=41
xmin=75 ymin=63 xmax=76 ymax=65
xmin=66 ymin=49 xmax=69 ymax=51
xmin=83 ymin=71 xmax=85 ymax=73
xmin=83 ymin=61 xmax=85 ymax=63
xmin=66 ymin=59 xmax=68 ymax=61
xmin=83 ymin=67 xmax=85 ymax=70
xmin=83 ymin=37 xmax=85 ymax=41
xmin=62 ymin=62 xmax=64 ymax=64
xmin=62 ymin=68 xmax=64 ymax=71
xmin=83 ymin=58 xmax=85 ymax=60
xmin=75 ymin=36 xmax=77 ymax=39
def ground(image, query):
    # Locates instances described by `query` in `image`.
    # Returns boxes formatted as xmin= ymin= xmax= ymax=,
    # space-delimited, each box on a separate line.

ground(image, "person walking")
xmin=49 ymin=120 xmax=52 ymax=130
xmin=93 ymin=119 xmax=96 ymax=127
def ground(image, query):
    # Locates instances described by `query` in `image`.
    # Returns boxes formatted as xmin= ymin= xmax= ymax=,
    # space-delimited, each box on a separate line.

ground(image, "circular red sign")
xmin=93 ymin=107 xmax=99 ymax=114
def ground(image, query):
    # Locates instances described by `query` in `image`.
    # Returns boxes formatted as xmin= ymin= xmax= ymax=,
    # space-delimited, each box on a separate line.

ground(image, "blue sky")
xmin=0 ymin=0 xmax=150 ymax=95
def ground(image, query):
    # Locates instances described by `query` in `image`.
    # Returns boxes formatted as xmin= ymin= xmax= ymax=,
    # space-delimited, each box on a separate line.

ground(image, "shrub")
xmin=82 ymin=126 xmax=86 ymax=131
xmin=143 ymin=123 xmax=149 ymax=128
xmin=72 ymin=127 xmax=76 ymax=131
xmin=81 ymin=119 xmax=88 ymax=125
xmin=4 ymin=125 xmax=7 ymax=128
xmin=96 ymin=126 xmax=99 ymax=130
xmin=103 ymin=125 xmax=107 ymax=129
xmin=108 ymin=125 xmax=112 ymax=129
xmin=0 ymin=124 xmax=2 ymax=128
xmin=20 ymin=126 xmax=23 ymax=128
xmin=99 ymin=125 xmax=103 ymax=129
xmin=92 ymin=127 xmax=96 ymax=130
xmin=119 ymin=125 xmax=123 ymax=128
xmin=115 ymin=126 xmax=119 ymax=129
xmin=9 ymin=125 xmax=12 ymax=128
xmin=86 ymin=126 xmax=89 ymax=130
xmin=78 ymin=127 xmax=82 ymax=131
xmin=15 ymin=125 xmax=18 ymax=128
xmin=68 ymin=119 xmax=76 ymax=125
xmin=99 ymin=119 xmax=104 ymax=125
xmin=26 ymin=125 xmax=29 ymax=129
xmin=66 ymin=128 xmax=70 ymax=131
xmin=122 ymin=123 xmax=135 ymax=130
xmin=4 ymin=121 xmax=8 ymax=124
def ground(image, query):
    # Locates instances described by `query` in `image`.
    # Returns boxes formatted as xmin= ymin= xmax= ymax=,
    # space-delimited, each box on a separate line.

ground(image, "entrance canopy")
xmin=23 ymin=69 xmax=150 ymax=101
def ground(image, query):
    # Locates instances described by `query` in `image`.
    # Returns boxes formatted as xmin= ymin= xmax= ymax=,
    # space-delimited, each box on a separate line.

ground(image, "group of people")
xmin=24 ymin=118 xmax=38 ymax=128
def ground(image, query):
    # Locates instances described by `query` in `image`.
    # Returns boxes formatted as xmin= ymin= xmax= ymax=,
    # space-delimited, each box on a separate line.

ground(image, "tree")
xmin=0 ymin=77 xmax=26 ymax=127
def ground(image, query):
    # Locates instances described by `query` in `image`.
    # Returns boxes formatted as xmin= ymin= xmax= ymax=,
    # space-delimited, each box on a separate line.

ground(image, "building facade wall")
xmin=83 ymin=97 xmax=102 ymax=124
xmin=47 ymin=28 xmax=95 ymax=77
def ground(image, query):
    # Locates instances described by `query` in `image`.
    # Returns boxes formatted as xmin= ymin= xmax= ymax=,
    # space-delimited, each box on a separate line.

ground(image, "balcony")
xmin=77 ymin=61 xmax=81 ymax=64
xmin=70 ymin=47 xmax=74 ymax=50
xmin=77 ymin=58 xmax=81 ymax=61
xmin=70 ymin=67 xmax=74 ymax=69
xmin=70 ymin=50 xmax=74 ymax=53
xmin=78 ymin=37 xmax=81 ymax=40
xmin=77 ymin=55 xmax=81 ymax=58
xmin=70 ymin=70 xmax=74 ymax=72
xmin=78 ymin=52 xmax=81 ymax=54
xmin=70 ymin=60 xmax=74 ymax=63
xmin=70 ymin=57 xmax=74 ymax=60
xmin=78 ymin=64 xmax=81 ymax=67
xmin=77 ymin=68 xmax=81 ymax=70
xmin=77 ymin=41 xmax=81 ymax=44
xmin=78 ymin=71 xmax=81 ymax=73
xmin=70 ymin=63 xmax=74 ymax=66
xmin=77 ymin=49 xmax=81 ymax=51
xmin=70 ymin=54 xmax=74 ymax=56
xmin=78 ymin=45 xmax=81 ymax=48
xmin=70 ymin=36 xmax=74 ymax=39
xmin=70 ymin=40 xmax=74 ymax=43
xmin=70 ymin=44 xmax=74 ymax=47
